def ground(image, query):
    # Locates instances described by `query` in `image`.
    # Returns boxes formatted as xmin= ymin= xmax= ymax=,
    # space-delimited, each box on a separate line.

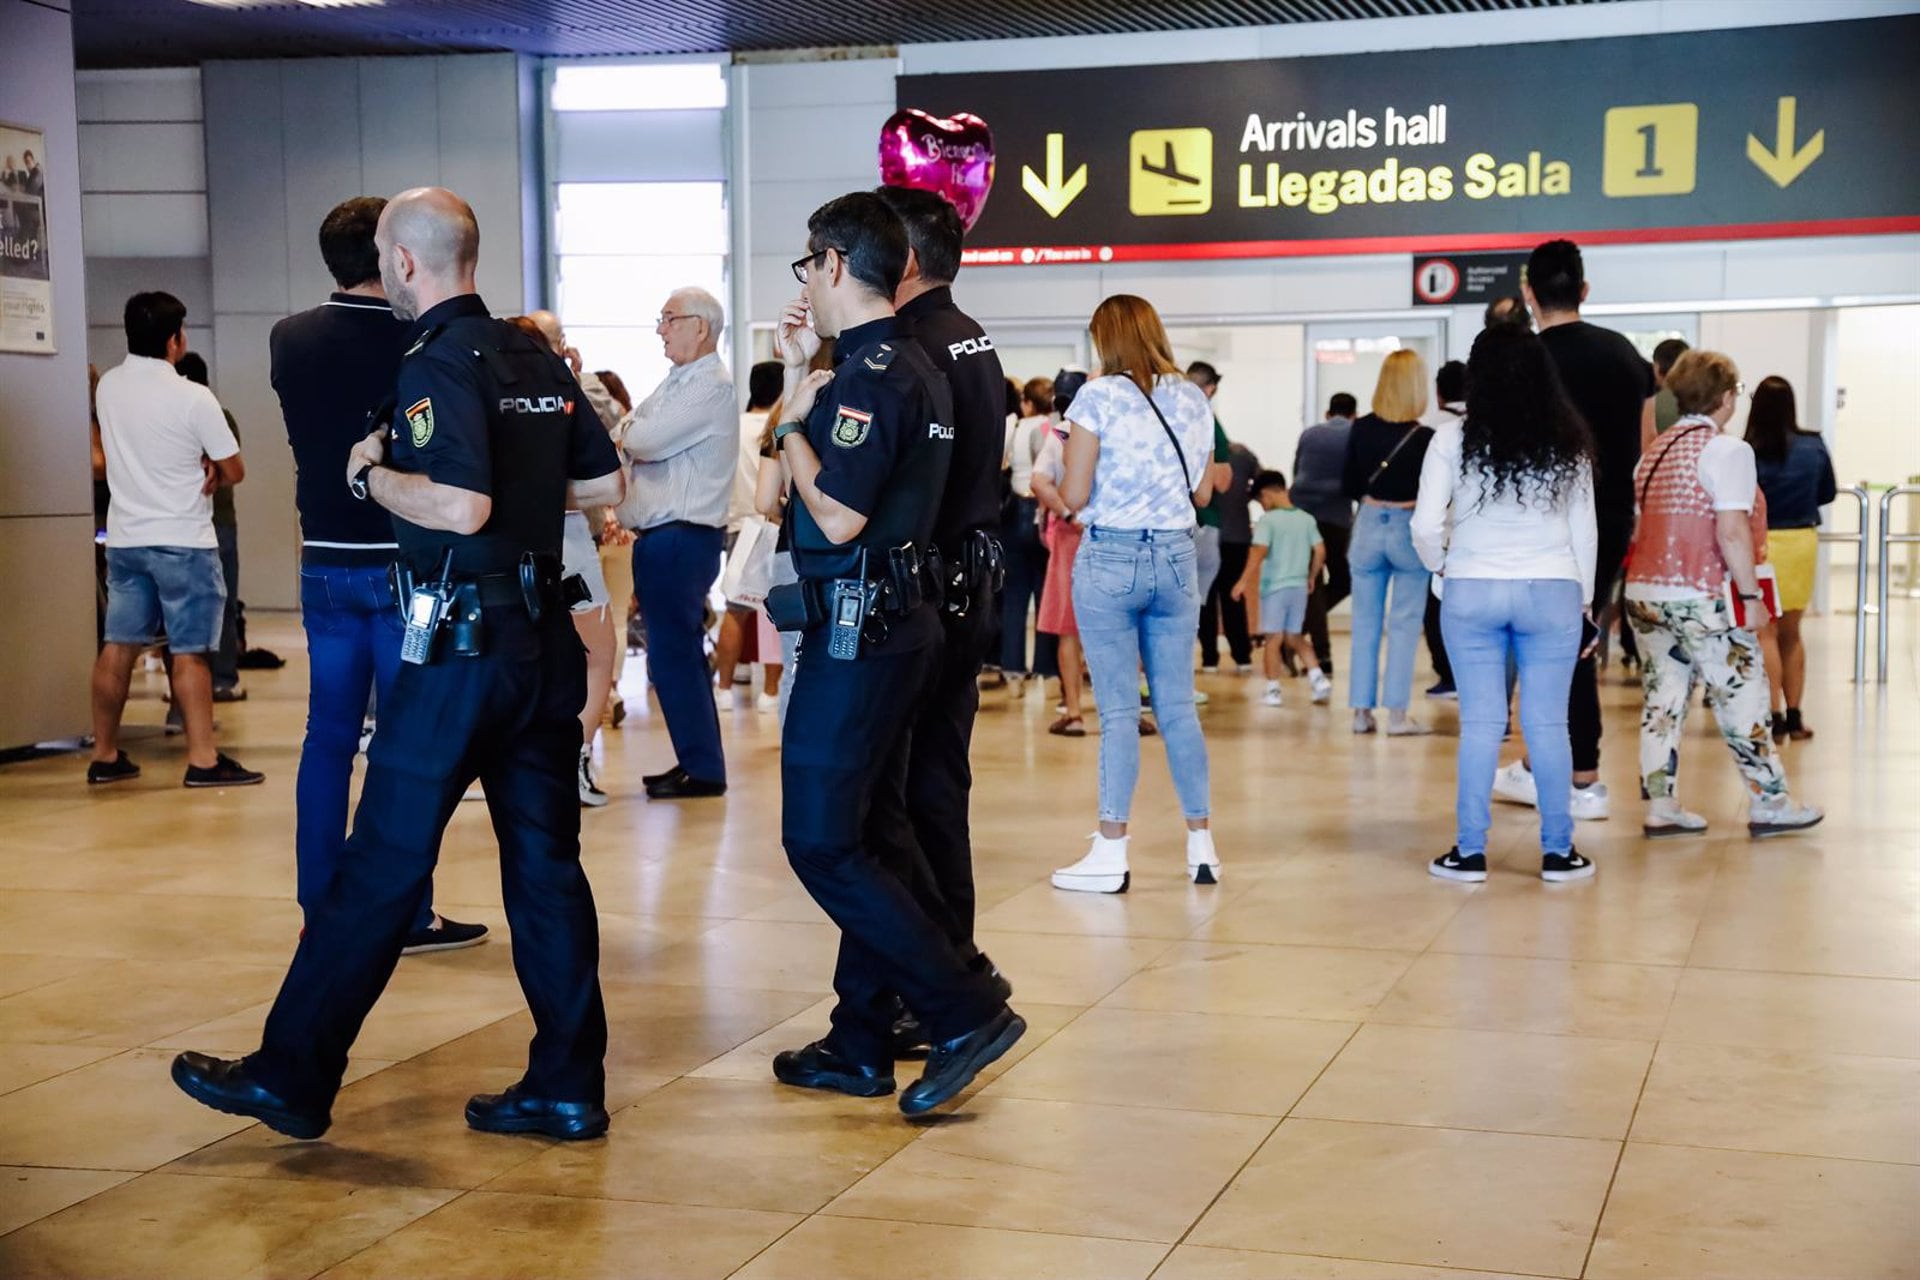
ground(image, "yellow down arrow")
xmin=1747 ymin=96 xmax=1824 ymax=188
xmin=1022 ymin=133 xmax=1088 ymax=219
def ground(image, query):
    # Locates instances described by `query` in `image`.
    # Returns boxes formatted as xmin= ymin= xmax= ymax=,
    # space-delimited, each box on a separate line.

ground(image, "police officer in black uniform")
xmin=873 ymin=185 xmax=1006 ymax=982
xmin=170 ymin=187 xmax=625 ymax=1142
xmin=764 ymin=193 xmax=1023 ymax=1117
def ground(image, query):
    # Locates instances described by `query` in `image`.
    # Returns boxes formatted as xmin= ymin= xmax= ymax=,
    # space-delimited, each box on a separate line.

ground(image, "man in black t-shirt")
xmin=1495 ymin=239 xmax=1655 ymax=822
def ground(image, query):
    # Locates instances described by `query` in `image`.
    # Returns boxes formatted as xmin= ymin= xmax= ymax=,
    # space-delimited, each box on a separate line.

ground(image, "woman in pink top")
xmin=1623 ymin=350 xmax=1821 ymax=840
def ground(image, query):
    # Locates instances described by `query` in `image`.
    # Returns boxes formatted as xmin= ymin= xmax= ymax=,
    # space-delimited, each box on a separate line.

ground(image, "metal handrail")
xmin=1876 ymin=484 xmax=1920 ymax=683
xmin=1820 ymin=484 xmax=1872 ymax=683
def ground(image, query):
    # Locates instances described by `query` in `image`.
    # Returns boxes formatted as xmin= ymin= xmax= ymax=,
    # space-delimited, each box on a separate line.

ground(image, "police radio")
xmin=827 ymin=549 xmax=872 ymax=661
xmin=400 ymin=549 xmax=457 ymax=665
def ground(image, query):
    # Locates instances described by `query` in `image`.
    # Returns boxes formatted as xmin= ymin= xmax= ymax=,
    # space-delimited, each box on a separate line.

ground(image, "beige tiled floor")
xmin=0 ymin=613 xmax=1915 ymax=1278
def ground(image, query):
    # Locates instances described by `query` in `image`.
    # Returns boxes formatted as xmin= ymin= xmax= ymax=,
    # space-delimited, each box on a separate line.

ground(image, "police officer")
xmin=872 ymin=185 xmax=1006 ymax=989
xmin=170 ymin=187 xmax=625 ymax=1143
xmin=765 ymin=193 xmax=1023 ymax=1117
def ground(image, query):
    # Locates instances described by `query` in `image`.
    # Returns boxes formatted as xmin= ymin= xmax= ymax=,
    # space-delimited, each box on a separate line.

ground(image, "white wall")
xmin=201 ymin=54 xmax=540 ymax=610
xmin=1834 ymin=305 xmax=1920 ymax=489
xmin=0 ymin=0 xmax=98 ymax=747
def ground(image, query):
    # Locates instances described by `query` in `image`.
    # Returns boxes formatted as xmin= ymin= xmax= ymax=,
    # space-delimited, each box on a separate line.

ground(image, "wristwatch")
xmin=772 ymin=420 xmax=808 ymax=447
xmin=349 ymin=462 xmax=375 ymax=501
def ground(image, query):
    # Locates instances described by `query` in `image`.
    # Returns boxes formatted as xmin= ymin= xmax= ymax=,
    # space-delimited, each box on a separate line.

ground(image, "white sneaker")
xmin=1193 ymin=689 xmax=1210 ymax=707
xmin=1235 ymin=663 xmax=1255 ymax=676
xmin=1052 ymin=834 xmax=1130 ymax=894
xmin=1186 ymin=829 xmax=1221 ymax=885
xmin=714 ymin=687 xmax=736 ymax=711
xmin=755 ymin=692 xmax=778 ymax=714
xmin=1747 ymin=794 xmax=1824 ymax=839
xmin=1308 ymin=670 xmax=1332 ymax=704
xmin=578 ymin=746 xmax=608 ymax=808
xmin=1491 ymin=760 xmax=1539 ymax=808
xmin=1569 ymin=783 xmax=1611 ymax=822
xmin=1385 ymin=712 xmax=1431 ymax=736
xmin=1644 ymin=797 xmax=1707 ymax=838
xmin=1262 ymin=684 xmax=1285 ymax=708
xmin=1352 ymin=709 xmax=1377 ymax=735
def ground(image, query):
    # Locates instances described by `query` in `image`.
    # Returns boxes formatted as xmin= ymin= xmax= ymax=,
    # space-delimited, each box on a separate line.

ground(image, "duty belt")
xmin=936 ymin=529 xmax=1005 ymax=620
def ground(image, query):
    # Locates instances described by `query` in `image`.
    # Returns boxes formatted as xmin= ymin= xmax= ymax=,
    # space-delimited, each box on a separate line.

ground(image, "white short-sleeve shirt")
xmin=96 ymin=354 xmax=241 ymax=549
xmin=1066 ymin=373 xmax=1213 ymax=531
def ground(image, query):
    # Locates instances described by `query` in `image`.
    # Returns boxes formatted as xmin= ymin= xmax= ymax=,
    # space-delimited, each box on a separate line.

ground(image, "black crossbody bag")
xmin=1128 ymin=376 xmax=1204 ymax=511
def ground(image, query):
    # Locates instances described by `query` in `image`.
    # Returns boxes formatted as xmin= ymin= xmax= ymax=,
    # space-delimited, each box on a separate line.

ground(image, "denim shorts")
xmin=1260 ymin=585 xmax=1308 ymax=635
xmin=104 ymin=545 xmax=226 ymax=653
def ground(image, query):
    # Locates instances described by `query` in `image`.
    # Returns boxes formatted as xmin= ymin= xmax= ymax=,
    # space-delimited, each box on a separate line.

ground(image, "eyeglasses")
xmin=656 ymin=312 xmax=699 ymax=328
xmin=790 ymin=246 xmax=845 ymax=284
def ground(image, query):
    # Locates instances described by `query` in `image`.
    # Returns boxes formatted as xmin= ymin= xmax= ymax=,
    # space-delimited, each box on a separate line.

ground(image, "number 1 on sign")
xmin=1635 ymin=123 xmax=1664 ymax=179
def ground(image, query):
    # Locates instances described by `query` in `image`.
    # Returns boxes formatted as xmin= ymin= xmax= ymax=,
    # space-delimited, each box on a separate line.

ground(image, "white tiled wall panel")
xmin=78 ymin=192 xmax=211 ymax=258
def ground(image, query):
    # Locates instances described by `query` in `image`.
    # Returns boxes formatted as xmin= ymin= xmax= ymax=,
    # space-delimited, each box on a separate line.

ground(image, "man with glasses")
xmin=767 ymin=193 xmax=1024 ymax=1117
xmin=614 ymin=287 xmax=737 ymax=799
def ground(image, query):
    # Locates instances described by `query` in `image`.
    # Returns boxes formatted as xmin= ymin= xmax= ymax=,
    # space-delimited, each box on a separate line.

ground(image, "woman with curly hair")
xmin=1412 ymin=323 xmax=1598 ymax=882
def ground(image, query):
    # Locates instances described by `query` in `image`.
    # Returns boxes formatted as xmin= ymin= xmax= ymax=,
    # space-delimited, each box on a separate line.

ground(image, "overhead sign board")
xmin=895 ymin=16 xmax=1920 ymax=267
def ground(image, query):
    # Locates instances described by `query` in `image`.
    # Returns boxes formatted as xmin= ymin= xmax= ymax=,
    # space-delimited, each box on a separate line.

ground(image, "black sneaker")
xmin=1429 ymin=847 xmax=1486 ymax=883
xmin=211 ymin=685 xmax=248 ymax=703
xmin=86 ymin=751 xmax=141 ymax=786
xmin=1426 ymin=680 xmax=1458 ymax=700
xmin=899 ymin=1008 xmax=1027 ymax=1117
xmin=773 ymin=1040 xmax=896 ymax=1098
xmin=1541 ymin=849 xmax=1596 ymax=883
xmin=402 ymin=916 xmax=489 ymax=954
xmin=183 ymin=754 xmax=265 ymax=788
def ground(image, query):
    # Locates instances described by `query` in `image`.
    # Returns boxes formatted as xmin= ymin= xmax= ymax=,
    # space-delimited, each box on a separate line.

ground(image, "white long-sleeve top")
xmin=1411 ymin=422 xmax=1598 ymax=600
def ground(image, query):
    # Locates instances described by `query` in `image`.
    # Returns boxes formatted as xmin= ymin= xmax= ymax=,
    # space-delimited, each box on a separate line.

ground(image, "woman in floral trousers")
xmin=1622 ymin=350 xmax=1822 ymax=840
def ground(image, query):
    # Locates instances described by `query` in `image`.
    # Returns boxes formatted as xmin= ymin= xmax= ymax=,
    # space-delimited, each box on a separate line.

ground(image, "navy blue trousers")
xmin=633 ymin=523 xmax=726 ymax=783
xmin=249 ymin=608 xmax=606 ymax=1111
xmin=782 ymin=605 xmax=1001 ymax=1067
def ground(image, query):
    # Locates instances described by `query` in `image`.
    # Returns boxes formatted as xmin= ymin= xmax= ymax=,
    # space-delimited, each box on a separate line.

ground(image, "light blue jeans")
xmin=1442 ymin=577 xmax=1583 ymax=855
xmin=1072 ymin=527 xmax=1211 ymax=824
xmin=1347 ymin=506 xmax=1429 ymax=711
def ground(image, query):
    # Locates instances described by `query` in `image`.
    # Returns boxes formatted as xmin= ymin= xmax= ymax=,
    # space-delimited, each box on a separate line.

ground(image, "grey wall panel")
xmin=214 ymin=313 xmax=300 ymax=612
xmin=281 ymin=60 xmax=365 ymax=306
xmin=78 ymin=193 xmax=210 ymax=257
xmin=357 ymin=57 xmax=441 ymax=199
xmin=0 ymin=516 xmax=100 ymax=743
xmin=435 ymin=54 xmax=527 ymax=312
xmin=0 ymin=1 xmax=97 ymax=746
xmin=76 ymin=121 xmax=206 ymax=193
xmin=748 ymin=102 xmax=890 ymax=184
xmin=75 ymin=68 xmax=202 ymax=124
xmin=553 ymin=109 xmax=726 ymax=182
xmin=85 ymin=256 xmax=213 ymax=330
xmin=202 ymin=61 xmax=290 ymax=317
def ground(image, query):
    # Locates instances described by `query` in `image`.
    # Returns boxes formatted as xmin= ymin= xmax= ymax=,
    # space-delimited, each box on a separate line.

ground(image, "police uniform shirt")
xmin=896 ymin=286 xmax=1005 ymax=547
xmin=388 ymin=294 xmax=619 ymax=574
xmin=790 ymin=315 xmax=954 ymax=582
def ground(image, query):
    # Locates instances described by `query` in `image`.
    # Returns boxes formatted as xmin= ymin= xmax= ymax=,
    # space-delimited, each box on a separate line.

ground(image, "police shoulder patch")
xmin=405 ymin=397 xmax=435 ymax=448
xmin=830 ymin=405 xmax=873 ymax=449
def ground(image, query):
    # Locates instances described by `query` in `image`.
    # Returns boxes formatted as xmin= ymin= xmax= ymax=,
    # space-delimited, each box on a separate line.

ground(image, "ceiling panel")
xmin=71 ymin=0 xmax=1620 ymax=68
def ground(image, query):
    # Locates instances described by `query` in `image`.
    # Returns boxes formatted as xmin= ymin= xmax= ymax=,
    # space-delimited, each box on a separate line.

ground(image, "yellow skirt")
xmin=1770 ymin=526 xmax=1818 ymax=613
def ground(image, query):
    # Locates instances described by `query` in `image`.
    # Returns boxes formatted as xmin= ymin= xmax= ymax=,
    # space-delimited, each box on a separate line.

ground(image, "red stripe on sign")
xmin=959 ymin=216 xmax=1920 ymax=266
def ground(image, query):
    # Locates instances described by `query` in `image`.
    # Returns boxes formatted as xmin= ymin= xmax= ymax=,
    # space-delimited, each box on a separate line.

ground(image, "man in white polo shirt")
xmin=88 ymin=291 xmax=264 ymax=789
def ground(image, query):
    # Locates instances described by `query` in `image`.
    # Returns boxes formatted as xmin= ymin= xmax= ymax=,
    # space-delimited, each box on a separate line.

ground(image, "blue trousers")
xmin=1347 ymin=506 xmax=1430 ymax=711
xmin=1442 ymin=578 xmax=1583 ymax=855
xmin=1072 ymin=528 xmax=1211 ymax=825
xmin=296 ymin=563 xmax=432 ymax=933
xmin=633 ymin=523 xmax=726 ymax=783
xmin=254 ymin=607 xmax=605 ymax=1111
xmin=782 ymin=605 xmax=999 ymax=1066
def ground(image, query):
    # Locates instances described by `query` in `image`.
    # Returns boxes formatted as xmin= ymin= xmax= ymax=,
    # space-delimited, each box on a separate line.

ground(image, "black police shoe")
xmin=465 ymin=1083 xmax=609 ymax=1141
xmin=895 ymin=959 xmax=1014 ymax=1058
xmin=86 ymin=751 xmax=140 ymax=786
xmin=898 ymin=1008 xmax=1027 ymax=1117
xmin=773 ymin=1040 xmax=896 ymax=1098
xmin=642 ymin=764 xmax=682 ymax=788
xmin=646 ymin=771 xmax=726 ymax=800
xmin=170 ymin=1051 xmax=330 ymax=1140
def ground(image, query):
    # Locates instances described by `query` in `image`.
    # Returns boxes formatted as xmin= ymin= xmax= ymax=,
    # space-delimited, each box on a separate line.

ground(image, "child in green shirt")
xmin=1232 ymin=471 xmax=1330 ymax=707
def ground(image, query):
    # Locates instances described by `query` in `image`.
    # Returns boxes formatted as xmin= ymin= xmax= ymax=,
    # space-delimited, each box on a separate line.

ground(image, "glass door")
xmin=1304 ymin=317 xmax=1447 ymax=424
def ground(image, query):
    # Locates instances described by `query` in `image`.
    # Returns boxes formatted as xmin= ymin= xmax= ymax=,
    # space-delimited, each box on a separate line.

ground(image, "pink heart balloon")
xmin=879 ymin=108 xmax=995 ymax=231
